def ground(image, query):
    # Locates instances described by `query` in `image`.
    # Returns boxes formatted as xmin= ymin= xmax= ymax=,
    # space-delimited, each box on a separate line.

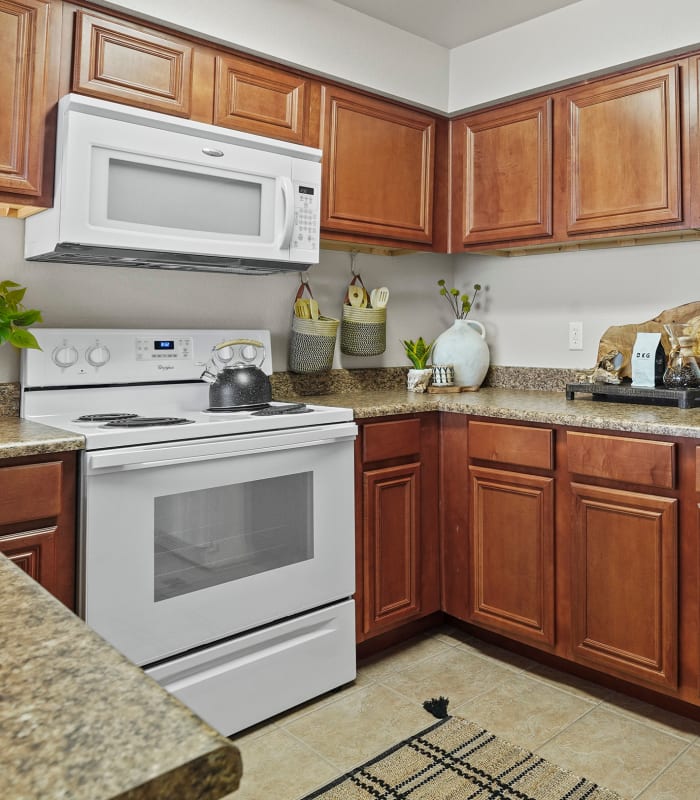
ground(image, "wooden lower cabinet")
xmin=355 ymin=414 xmax=439 ymax=642
xmin=469 ymin=466 xmax=555 ymax=647
xmin=0 ymin=451 xmax=77 ymax=610
xmin=569 ymin=482 xmax=678 ymax=690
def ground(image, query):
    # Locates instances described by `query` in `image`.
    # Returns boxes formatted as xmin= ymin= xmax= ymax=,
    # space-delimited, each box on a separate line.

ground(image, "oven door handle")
xmin=86 ymin=424 xmax=357 ymax=473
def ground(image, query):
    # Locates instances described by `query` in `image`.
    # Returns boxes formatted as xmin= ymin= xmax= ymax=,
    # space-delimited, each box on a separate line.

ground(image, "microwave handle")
xmin=276 ymin=177 xmax=295 ymax=250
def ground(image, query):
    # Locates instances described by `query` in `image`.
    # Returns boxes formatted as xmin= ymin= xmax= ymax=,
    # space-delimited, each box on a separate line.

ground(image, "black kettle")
xmin=201 ymin=339 xmax=272 ymax=409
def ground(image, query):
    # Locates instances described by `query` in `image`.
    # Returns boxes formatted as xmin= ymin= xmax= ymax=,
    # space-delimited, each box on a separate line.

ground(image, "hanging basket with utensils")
xmin=288 ymin=278 xmax=339 ymax=373
xmin=341 ymin=273 xmax=387 ymax=356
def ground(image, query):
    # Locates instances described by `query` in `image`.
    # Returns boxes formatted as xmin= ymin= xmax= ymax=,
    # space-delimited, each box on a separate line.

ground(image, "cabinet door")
xmin=321 ymin=85 xmax=435 ymax=244
xmin=0 ymin=527 xmax=58 ymax=593
xmin=72 ymin=10 xmax=194 ymax=116
xmin=452 ymin=96 xmax=553 ymax=246
xmin=565 ymin=64 xmax=682 ymax=234
xmin=570 ymin=483 xmax=678 ymax=689
xmin=0 ymin=0 xmax=51 ymax=198
xmin=362 ymin=462 xmax=421 ymax=636
xmin=214 ymin=54 xmax=312 ymax=144
xmin=0 ymin=452 xmax=76 ymax=610
xmin=469 ymin=466 xmax=555 ymax=647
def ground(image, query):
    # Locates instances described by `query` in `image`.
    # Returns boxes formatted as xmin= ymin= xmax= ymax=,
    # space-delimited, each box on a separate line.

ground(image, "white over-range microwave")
xmin=25 ymin=94 xmax=321 ymax=275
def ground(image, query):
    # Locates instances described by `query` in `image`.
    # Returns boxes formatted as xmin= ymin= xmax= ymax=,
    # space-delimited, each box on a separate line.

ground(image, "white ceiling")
xmin=333 ymin=0 xmax=583 ymax=49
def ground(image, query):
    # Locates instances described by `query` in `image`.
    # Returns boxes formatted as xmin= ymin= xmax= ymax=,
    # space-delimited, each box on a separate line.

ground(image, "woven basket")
xmin=341 ymin=305 xmax=387 ymax=356
xmin=288 ymin=281 xmax=339 ymax=373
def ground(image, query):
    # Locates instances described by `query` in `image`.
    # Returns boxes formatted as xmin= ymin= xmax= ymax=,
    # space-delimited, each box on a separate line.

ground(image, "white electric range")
xmin=21 ymin=329 xmax=358 ymax=736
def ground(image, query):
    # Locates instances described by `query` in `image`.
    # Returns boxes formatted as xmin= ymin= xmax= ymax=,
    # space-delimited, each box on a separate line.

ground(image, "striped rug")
xmin=301 ymin=716 xmax=624 ymax=800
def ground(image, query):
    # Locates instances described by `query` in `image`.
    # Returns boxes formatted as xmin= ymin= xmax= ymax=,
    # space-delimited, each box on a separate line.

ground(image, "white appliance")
xmin=21 ymin=329 xmax=357 ymax=735
xmin=24 ymin=95 xmax=321 ymax=275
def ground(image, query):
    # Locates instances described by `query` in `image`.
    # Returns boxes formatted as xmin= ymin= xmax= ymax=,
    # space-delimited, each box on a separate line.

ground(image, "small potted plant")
xmin=0 ymin=280 xmax=42 ymax=350
xmin=401 ymin=336 xmax=434 ymax=392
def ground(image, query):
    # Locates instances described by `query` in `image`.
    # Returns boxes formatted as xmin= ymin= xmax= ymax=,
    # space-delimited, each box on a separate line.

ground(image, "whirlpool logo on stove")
xmin=157 ymin=364 xmax=175 ymax=371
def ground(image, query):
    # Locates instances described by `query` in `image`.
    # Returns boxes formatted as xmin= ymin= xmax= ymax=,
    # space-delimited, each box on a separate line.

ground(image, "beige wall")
xmin=0 ymin=217 xmax=454 ymax=382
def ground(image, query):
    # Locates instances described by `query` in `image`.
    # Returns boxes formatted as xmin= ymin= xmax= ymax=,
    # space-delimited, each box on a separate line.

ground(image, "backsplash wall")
xmin=5 ymin=213 xmax=700 ymax=385
xmin=0 ymin=217 xmax=453 ymax=383
xmin=455 ymin=239 xmax=700 ymax=371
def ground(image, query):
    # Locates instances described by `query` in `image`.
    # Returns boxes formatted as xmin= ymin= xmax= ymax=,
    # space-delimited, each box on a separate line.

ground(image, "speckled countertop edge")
xmin=0 ymin=554 xmax=242 ymax=800
xmin=0 ymin=417 xmax=85 ymax=459
xmin=275 ymin=387 xmax=700 ymax=439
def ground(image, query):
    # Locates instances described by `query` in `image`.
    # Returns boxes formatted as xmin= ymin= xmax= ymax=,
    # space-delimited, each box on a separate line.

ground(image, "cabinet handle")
xmin=201 ymin=147 xmax=224 ymax=157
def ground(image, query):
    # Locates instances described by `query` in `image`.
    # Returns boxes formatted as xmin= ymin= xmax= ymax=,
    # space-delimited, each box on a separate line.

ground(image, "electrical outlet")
xmin=569 ymin=321 xmax=583 ymax=350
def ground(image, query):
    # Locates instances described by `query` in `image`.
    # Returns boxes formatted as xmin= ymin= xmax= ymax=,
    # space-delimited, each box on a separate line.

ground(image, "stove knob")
xmin=52 ymin=344 xmax=79 ymax=368
xmin=86 ymin=344 xmax=111 ymax=367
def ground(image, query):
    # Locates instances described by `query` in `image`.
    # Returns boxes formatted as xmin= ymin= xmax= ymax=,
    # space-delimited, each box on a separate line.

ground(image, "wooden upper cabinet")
xmin=214 ymin=54 xmax=313 ymax=144
xmin=564 ymin=64 xmax=682 ymax=235
xmin=72 ymin=10 xmax=194 ymax=116
xmin=452 ymin=95 xmax=553 ymax=246
xmin=0 ymin=0 xmax=54 ymax=199
xmin=320 ymin=84 xmax=435 ymax=245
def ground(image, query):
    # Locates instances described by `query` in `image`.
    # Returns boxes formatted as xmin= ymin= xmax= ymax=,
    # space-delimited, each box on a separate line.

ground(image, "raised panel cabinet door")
xmin=321 ymin=85 xmax=435 ymax=244
xmin=0 ymin=0 xmax=50 ymax=196
xmin=362 ymin=462 xmax=421 ymax=636
xmin=565 ymin=64 xmax=682 ymax=234
xmin=214 ymin=54 xmax=310 ymax=144
xmin=469 ymin=466 xmax=555 ymax=647
xmin=0 ymin=527 xmax=57 ymax=593
xmin=452 ymin=96 xmax=553 ymax=246
xmin=72 ymin=10 xmax=193 ymax=116
xmin=570 ymin=483 xmax=678 ymax=690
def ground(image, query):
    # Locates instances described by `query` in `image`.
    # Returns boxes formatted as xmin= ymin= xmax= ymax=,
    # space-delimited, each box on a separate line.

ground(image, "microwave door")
xmin=59 ymin=114 xmax=293 ymax=261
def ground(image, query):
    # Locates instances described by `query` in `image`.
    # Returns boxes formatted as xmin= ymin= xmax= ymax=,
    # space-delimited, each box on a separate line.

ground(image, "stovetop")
xmin=20 ymin=329 xmax=352 ymax=449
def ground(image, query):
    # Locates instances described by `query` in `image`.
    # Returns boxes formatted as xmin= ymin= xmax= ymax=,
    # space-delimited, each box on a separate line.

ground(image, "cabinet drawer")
xmin=567 ymin=431 xmax=675 ymax=489
xmin=0 ymin=461 xmax=62 ymax=525
xmin=362 ymin=418 xmax=421 ymax=463
xmin=469 ymin=421 xmax=553 ymax=470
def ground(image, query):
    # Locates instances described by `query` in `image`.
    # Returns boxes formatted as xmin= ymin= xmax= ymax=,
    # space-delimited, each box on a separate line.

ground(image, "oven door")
xmin=80 ymin=423 xmax=357 ymax=666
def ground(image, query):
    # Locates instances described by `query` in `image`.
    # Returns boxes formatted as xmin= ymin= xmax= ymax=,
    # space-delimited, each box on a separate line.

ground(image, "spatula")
xmin=294 ymin=299 xmax=311 ymax=318
xmin=348 ymin=285 xmax=364 ymax=307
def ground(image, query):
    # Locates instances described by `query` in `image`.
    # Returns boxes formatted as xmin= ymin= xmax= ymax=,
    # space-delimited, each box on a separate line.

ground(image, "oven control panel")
xmin=20 ymin=329 xmax=272 ymax=388
xmin=136 ymin=337 xmax=192 ymax=361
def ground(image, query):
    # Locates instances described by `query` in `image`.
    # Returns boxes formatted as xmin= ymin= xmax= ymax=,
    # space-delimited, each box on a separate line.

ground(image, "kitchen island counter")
xmin=0 ymin=553 xmax=242 ymax=800
xmin=279 ymin=386 xmax=700 ymax=438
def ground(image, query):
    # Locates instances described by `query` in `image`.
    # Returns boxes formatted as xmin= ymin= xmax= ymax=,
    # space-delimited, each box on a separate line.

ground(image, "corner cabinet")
xmin=451 ymin=95 xmax=553 ymax=247
xmin=0 ymin=451 xmax=77 ymax=610
xmin=320 ymin=84 xmax=436 ymax=247
xmin=0 ymin=0 xmax=59 ymax=207
xmin=355 ymin=414 xmax=439 ymax=643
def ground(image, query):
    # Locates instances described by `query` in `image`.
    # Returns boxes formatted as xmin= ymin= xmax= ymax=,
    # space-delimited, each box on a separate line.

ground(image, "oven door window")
xmin=154 ymin=472 xmax=312 ymax=601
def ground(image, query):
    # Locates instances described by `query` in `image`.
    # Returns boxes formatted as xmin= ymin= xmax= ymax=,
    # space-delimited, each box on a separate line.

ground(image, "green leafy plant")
xmin=0 ymin=281 xmax=42 ymax=350
xmin=438 ymin=279 xmax=482 ymax=319
xmin=401 ymin=336 xmax=434 ymax=369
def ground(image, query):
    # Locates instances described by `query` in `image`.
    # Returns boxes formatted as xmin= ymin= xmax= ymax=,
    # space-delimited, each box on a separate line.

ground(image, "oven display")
xmin=136 ymin=336 xmax=192 ymax=361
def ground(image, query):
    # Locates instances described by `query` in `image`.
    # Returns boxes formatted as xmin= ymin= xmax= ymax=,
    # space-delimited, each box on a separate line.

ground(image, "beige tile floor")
xmin=228 ymin=626 xmax=700 ymax=799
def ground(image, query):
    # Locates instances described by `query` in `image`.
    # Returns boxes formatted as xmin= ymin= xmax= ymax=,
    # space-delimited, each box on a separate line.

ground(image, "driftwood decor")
xmin=592 ymin=301 xmax=700 ymax=382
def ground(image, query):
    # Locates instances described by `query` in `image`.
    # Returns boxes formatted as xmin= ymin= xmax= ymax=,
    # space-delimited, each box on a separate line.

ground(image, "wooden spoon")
xmin=294 ymin=299 xmax=311 ymax=318
xmin=309 ymin=298 xmax=320 ymax=320
xmin=348 ymin=285 xmax=364 ymax=307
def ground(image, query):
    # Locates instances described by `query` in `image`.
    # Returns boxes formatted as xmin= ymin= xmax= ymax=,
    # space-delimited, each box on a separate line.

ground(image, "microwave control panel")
xmin=292 ymin=183 xmax=320 ymax=254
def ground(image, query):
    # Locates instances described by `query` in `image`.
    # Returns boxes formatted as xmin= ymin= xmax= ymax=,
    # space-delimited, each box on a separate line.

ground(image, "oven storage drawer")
xmin=146 ymin=599 xmax=356 ymax=735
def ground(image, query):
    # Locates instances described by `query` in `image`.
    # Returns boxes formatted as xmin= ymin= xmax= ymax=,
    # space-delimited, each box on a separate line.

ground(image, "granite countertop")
xmin=0 ymin=416 xmax=85 ymax=459
xmin=0 ymin=554 xmax=242 ymax=800
xmin=279 ymin=387 xmax=700 ymax=439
